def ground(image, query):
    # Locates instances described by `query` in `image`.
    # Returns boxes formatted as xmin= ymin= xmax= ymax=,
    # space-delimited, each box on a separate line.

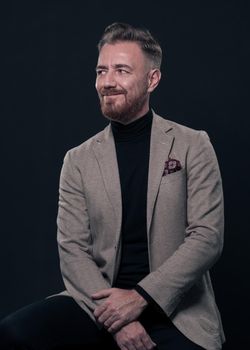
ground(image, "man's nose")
xmin=103 ymin=71 xmax=117 ymax=88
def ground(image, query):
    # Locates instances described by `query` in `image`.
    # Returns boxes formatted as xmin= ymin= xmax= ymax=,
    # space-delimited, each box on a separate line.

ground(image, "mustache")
xmin=100 ymin=88 xmax=126 ymax=96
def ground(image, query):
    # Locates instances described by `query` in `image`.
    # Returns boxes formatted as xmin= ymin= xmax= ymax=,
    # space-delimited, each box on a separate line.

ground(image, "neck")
xmin=111 ymin=109 xmax=153 ymax=142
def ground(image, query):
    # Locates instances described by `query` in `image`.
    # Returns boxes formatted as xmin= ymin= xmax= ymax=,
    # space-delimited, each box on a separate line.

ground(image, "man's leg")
xmin=148 ymin=326 xmax=204 ymax=350
xmin=0 ymin=295 xmax=115 ymax=350
xmin=139 ymin=307 xmax=204 ymax=350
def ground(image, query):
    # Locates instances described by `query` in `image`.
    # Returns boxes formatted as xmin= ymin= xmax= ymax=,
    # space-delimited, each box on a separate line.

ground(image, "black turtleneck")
xmin=111 ymin=109 xmax=152 ymax=290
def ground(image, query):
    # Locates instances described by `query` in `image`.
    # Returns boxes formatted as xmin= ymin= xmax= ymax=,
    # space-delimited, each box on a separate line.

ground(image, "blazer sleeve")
xmin=137 ymin=130 xmax=224 ymax=316
xmin=57 ymin=150 xmax=110 ymax=314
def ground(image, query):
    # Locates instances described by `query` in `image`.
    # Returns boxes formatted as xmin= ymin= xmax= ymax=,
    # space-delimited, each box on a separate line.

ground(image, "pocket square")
xmin=163 ymin=157 xmax=182 ymax=176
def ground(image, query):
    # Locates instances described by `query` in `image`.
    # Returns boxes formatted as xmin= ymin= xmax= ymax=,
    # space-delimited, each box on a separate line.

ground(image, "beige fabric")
xmin=52 ymin=112 xmax=225 ymax=349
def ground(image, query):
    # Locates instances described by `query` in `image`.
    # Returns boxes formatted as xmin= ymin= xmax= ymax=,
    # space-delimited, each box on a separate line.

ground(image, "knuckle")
xmin=111 ymin=305 xmax=116 ymax=312
xmin=123 ymin=340 xmax=129 ymax=347
xmin=138 ymin=330 xmax=144 ymax=337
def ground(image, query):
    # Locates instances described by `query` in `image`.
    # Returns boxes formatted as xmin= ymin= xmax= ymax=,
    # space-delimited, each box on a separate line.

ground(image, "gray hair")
xmin=97 ymin=22 xmax=162 ymax=69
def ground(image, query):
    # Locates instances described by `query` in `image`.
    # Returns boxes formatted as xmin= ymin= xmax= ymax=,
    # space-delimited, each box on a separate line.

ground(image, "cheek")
xmin=128 ymin=84 xmax=143 ymax=98
xmin=122 ymin=80 xmax=138 ymax=93
xmin=95 ymin=79 xmax=100 ymax=91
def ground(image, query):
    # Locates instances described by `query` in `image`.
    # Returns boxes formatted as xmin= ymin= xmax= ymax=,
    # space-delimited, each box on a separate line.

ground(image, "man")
xmin=0 ymin=22 xmax=225 ymax=350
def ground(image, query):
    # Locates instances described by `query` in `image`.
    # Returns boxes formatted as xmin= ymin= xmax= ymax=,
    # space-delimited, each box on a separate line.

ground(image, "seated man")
xmin=0 ymin=22 xmax=225 ymax=350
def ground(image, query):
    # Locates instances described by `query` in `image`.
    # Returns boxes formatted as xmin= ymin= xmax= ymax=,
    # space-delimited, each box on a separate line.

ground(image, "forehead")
xmin=97 ymin=41 xmax=147 ymax=67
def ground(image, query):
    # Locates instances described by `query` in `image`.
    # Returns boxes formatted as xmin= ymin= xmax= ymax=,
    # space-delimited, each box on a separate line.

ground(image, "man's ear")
xmin=147 ymin=69 xmax=161 ymax=93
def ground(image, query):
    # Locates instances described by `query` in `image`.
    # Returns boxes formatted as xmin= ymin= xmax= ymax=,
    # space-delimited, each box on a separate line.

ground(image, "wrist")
xmin=132 ymin=289 xmax=148 ymax=308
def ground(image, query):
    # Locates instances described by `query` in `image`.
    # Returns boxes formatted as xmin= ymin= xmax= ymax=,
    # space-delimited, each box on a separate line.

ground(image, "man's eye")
xmin=96 ymin=70 xmax=106 ymax=76
xmin=117 ymin=69 xmax=128 ymax=74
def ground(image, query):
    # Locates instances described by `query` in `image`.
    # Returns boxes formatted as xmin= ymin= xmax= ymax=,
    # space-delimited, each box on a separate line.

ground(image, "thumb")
xmin=91 ymin=288 xmax=112 ymax=299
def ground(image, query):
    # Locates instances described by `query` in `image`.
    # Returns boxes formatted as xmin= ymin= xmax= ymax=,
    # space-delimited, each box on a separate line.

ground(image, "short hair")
xmin=97 ymin=22 xmax=162 ymax=69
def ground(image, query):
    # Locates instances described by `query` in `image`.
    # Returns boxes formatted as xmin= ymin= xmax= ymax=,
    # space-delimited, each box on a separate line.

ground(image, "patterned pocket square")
xmin=163 ymin=157 xmax=182 ymax=176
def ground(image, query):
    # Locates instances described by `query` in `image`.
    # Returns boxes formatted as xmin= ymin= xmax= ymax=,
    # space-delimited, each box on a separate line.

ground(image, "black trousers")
xmin=0 ymin=296 xmax=203 ymax=350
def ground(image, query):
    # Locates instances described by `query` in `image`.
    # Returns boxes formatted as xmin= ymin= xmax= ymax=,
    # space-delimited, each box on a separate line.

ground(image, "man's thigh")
xmin=0 ymin=295 xmax=114 ymax=350
xmin=139 ymin=308 xmax=204 ymax=350
xmin=148 ymin=325 xmax=204 ymax=350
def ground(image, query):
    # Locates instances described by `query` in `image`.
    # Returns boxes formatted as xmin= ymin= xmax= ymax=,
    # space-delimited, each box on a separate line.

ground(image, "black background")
xmin=1 ymin=1 xmax=249 ymax=348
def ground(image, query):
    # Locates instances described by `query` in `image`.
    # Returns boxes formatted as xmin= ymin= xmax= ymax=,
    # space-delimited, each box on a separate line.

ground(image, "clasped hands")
xmin=92 ymin=288 xmax=156 ymax=349
xmin=92 ymin=288 xmax=146 ymax=332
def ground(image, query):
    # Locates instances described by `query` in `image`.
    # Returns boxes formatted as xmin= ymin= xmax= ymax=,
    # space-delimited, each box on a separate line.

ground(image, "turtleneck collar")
xmin=111 ymin=109 xmax=153 ymax=142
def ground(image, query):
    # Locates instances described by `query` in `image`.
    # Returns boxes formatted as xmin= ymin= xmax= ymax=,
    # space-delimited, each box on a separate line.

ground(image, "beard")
xmin=98 ymin=84 xmax=149 ymax=124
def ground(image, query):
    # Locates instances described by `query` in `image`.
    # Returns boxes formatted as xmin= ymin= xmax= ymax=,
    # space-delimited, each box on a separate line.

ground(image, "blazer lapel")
xmin=147 ymin=114 xmax=174 ymax=235
xmin=92 ymin=125 xmax=122 ymax=236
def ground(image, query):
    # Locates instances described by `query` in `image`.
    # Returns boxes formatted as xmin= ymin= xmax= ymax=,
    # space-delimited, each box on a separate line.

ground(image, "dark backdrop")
xmin=1 ymin=1 xmax=249 ymax=348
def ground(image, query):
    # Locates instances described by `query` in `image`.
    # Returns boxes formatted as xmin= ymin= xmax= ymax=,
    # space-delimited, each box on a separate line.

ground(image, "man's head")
xmin=95 ymin=22 xmax=162 ymax=124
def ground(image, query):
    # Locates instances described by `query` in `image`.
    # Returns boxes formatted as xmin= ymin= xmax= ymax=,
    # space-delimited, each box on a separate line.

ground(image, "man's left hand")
xmin=92 ymin=288 xmax=148 ymax=333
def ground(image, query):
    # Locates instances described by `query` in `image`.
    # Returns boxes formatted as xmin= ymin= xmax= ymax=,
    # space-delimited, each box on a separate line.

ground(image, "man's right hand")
xmin=112 ymin=320 xmax=157 ymax=350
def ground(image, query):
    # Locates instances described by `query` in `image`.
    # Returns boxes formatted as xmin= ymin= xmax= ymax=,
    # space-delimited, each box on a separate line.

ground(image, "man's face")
xmin=95 ymin=41 xmax=151 ymax=124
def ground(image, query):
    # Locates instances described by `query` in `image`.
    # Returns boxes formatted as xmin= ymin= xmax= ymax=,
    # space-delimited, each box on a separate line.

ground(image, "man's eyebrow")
xmin=113 ymin=64 xmax=133 ymax=70
xmin=96 ymin=65 xmax=107 ymax=71
xmin=95 ymin=64 xmax=133 ymax=71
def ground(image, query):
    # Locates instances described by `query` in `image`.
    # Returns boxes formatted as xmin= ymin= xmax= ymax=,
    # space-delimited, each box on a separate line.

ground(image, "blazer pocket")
xmin=160 ymin=168 xmax=186 ymax=185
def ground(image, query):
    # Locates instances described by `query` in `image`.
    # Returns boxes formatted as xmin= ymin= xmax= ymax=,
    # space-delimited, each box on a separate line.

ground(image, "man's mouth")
xmin=101 ymin=90 xmax=125 ymax=96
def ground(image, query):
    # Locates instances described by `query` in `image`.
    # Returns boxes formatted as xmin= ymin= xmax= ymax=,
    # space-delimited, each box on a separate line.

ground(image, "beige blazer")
xmin=53 ymin=111 xmax=225 ymax=349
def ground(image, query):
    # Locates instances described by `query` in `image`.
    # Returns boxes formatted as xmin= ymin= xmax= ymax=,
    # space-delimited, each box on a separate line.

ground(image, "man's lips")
xmin=101 ymin=91 xmax=125 ymax=96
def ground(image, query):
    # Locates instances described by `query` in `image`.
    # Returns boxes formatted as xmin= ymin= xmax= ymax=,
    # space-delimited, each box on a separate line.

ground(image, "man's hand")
xmin=92 ymin=288 xmax=148 ymax=333
xmin=113 ymin=321 xmax=157 ymax=350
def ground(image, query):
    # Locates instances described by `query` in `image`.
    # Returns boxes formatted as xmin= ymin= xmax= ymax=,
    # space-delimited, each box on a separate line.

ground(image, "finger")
xmin=108 ymin=319 xmax=126 ymax=333
xmin=120 ymin=345 xmax=129 ymax=350
xmin=141 ymin=335 xmax=157 ymax=349
xmin=104 ymin=314 xmax=117 ymax=328
xmin=99 ymin=310 xmax=116 ymax=325
xmin=93 ymin=304 xmax=107 ymax=318
xmin=124 ymin=342 xmax=137 ymax=350
xmin=91 ymin=289 xmax=111 ymax=299
xmin=133 ymin=338 xmax=145 ymax=350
